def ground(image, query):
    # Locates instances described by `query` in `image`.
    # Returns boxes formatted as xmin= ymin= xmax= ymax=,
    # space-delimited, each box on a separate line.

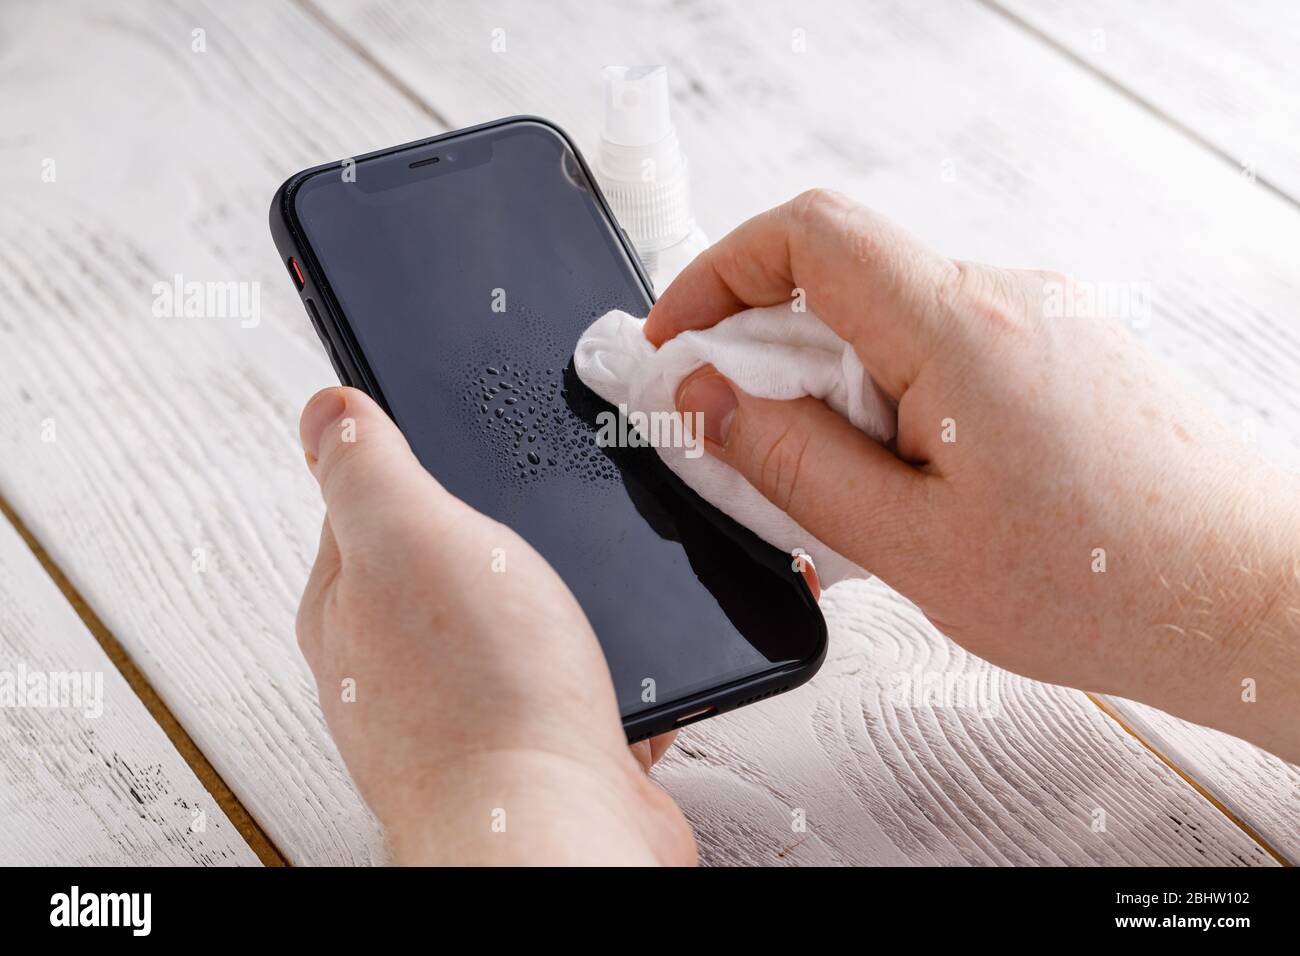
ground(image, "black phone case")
xmin=269 ymin=115 xmax=826 ymax=742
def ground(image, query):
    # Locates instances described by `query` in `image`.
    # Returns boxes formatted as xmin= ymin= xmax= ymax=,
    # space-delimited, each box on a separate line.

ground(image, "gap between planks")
xmin=6 ymin=0 xmax=1285 ymax=868
xmin=295 ymin=0 xmax=454 ymax=129
xmin=978 ymin=0 xmax=1300 ymax=214
xmin=1087 ymin=694 xmax=1291 ymax=866
xmin=270 ymin=0 xmax=1300 ymax=867
xmin=0 ymin=492 xmax=287 ymax=868
xmin=979 ymin=0 xmax=1297 ymax=867
xmin=3 ymin=479 xmax=1287 ymax=867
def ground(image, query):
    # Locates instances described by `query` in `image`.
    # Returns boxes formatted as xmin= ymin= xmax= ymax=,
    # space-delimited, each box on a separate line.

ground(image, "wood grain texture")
xmin=0 ymin=0 xmax=444 ymax=864
xmin=991 ymin=0 xmax=1300 ymax=204
xmin=306 ymin=0 xmax=1297 ymax=862
xmin=978 ymin=0 xmax=1300 ymax=862
xmin=0 ymin=0 xmax=1293 ymax=864
xmin=1093 ymin=697 xmax=1298 ymax=863
xmin=316 ymin=0 xmax=1300 ymax=470
xmin=0 ymin=509 xmax=258 ymax=865
xmin=656 ymin=580 xmax=1275 ymax=865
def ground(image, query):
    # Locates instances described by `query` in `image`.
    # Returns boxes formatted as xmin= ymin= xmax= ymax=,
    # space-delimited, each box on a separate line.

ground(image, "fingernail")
xmin=300 ymin=389 xmax=347 ymax=464
xmin=799 ymin=555 xmax=822 ymax=603
xmin=678 ymin=371 xmax=737 ymax=447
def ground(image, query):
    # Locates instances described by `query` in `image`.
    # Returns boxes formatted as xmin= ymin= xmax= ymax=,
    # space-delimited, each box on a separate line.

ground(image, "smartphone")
xmin=269 ymin=116 xmax=826 ymax=741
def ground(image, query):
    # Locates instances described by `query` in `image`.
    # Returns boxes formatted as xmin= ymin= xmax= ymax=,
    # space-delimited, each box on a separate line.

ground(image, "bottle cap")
xmin=596 ymin=65 xmax=694 ymax=253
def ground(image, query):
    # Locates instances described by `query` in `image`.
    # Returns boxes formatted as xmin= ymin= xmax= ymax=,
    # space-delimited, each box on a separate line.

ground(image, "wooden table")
xmin=2 ymin=0 xmax=1297 ymax=866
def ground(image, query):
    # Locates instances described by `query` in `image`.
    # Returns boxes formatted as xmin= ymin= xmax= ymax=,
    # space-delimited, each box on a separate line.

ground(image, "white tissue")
xmin=573 ymin=306 xmax=896 ymax=587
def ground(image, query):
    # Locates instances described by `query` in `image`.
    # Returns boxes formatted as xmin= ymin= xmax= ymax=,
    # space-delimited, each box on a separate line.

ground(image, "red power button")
xmin=288 ymin=257 xmax=305 ymax=289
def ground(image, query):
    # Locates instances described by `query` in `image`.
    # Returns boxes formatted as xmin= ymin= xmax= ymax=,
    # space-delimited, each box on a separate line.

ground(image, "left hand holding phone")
xmin=296 ymin=386 xmax=695 ymax=865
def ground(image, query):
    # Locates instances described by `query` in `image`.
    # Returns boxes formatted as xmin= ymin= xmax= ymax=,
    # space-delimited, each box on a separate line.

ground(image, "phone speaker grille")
xmin=733 ymin=685 xmax=790 ymax=708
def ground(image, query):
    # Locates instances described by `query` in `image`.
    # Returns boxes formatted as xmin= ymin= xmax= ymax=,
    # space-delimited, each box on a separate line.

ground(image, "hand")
xmin=649 ymin=189 xmax=1300 ymax=763
xmin=296 ymin=387 xmax=694 ymax=864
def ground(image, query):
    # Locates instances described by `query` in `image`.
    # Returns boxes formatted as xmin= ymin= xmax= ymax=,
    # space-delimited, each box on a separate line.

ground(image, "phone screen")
xmin=291 ymin=120 xmax=822 ymax=719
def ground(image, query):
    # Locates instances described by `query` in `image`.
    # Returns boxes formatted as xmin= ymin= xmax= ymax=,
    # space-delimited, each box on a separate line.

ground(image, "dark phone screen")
xmin=293 ymin=121 xmax=822 ymax=717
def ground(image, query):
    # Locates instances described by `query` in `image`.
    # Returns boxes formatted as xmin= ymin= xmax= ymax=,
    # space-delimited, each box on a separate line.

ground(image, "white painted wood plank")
xmin=992 ymin=0 xmax=1300 ymax=202
xmin=314 ymin=0 xmax=1300 ymax=863
xmin=971 ymin=0 xmax=1300 ymax=865
xmin=657 ymin=580 xmax=1276 ymax=865
xmin=1094 ymin=697 xmax=1299 ymax=862
xmin=0 ymin=514 xmax=258 ymax=865
xmin=0 ymin=0 xmax=448 ymax=864
xmin=0 ymin=0 xmax=1289 ymax=866
xmin=316 ymin=0 xmax=1300 ymax=470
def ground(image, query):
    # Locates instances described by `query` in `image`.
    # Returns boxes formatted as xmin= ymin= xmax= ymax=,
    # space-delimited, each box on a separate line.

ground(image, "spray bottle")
xmin=595 ymin=65 xmax=709 ymax=294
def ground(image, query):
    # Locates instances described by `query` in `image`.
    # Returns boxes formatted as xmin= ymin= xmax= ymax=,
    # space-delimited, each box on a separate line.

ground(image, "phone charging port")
xmin=674 ymin=706 xmax=716 ymax=727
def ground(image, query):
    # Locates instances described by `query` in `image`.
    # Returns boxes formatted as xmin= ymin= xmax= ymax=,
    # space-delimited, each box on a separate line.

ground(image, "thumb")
xmin=676 ymin=368 xmax=944 ymax=587
xmin=299 ymin=387 xmax=451 ymax=548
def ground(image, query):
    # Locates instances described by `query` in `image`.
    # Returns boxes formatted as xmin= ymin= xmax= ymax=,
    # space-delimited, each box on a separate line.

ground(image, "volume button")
xmin=325 ymin=345 xmax=348 ymax=383
xmin=303 ymin=298 xmax=327 ymax=346
xmin=304 ymin=298 xmax=347 ymax=383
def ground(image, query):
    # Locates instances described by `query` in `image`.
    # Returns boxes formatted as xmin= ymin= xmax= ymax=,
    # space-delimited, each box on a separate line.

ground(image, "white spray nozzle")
xmin=601 ymin=65 xmax=672 ymax=147
xmin=596 ymin=64 xmax=696 ymax=260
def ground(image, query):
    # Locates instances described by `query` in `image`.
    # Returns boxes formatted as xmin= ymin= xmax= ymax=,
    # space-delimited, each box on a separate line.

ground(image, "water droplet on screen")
xmin=456 ymin=299 xmax=633 ymax=490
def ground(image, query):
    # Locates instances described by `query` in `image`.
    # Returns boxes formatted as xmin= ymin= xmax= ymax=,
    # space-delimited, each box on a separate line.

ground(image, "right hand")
xmin=649 ymin=189 xmax=1300 ymax=762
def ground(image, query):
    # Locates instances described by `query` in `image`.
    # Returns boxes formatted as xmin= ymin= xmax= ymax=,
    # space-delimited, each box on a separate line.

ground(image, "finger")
xmin=295 ymin=517 xmax=340 ymax=662
xmin=645 ymin=189 xmax=956 ymax=397
xmin=647 ymin=730 xmax=678 ymax=767
xmin=677 ymin=367 xmax=945 ymax=587
xmin=629 ymin=731 xmax=679 ymax=773
xmin=629 ymin=739 xmax=653 ymax=772
xmin=799 ymin=554 xmax=822 ymax=603
xmin=299 ymin=387 xmax=453 ymax=549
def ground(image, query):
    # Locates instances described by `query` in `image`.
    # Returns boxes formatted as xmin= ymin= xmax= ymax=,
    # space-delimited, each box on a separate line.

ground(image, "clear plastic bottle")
xmin=595 ymin=65 xmax=710 ymax=294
